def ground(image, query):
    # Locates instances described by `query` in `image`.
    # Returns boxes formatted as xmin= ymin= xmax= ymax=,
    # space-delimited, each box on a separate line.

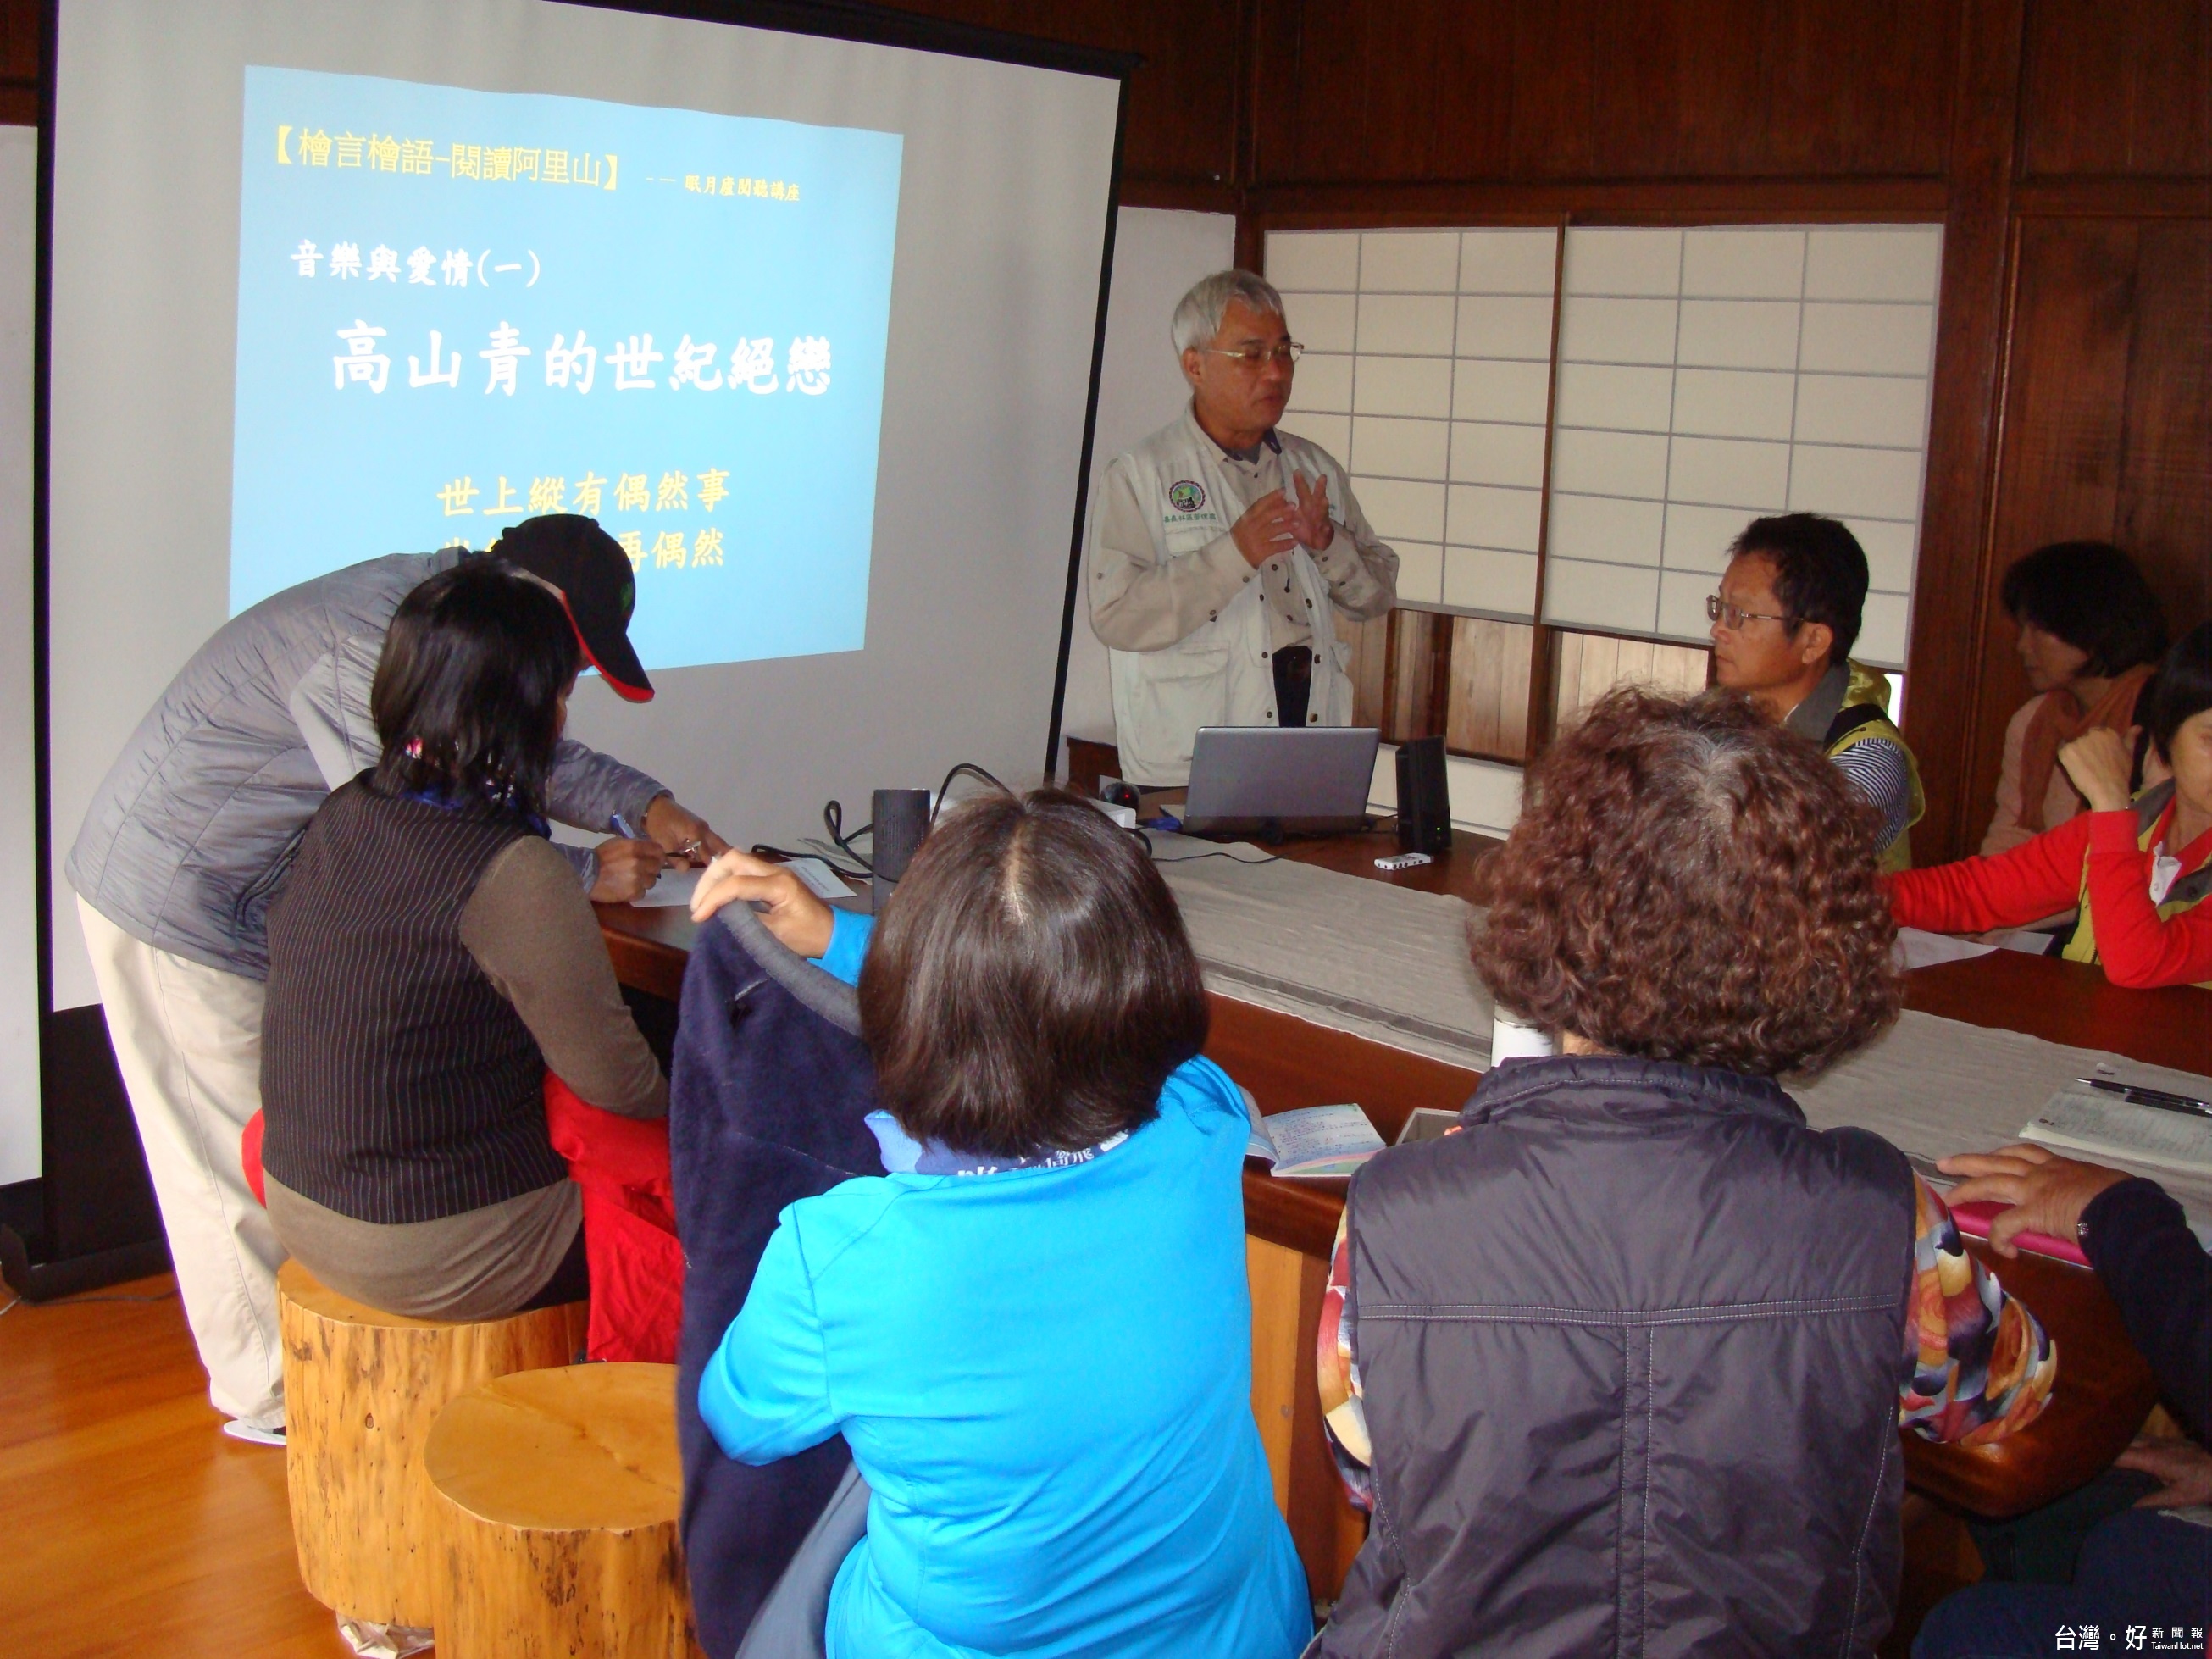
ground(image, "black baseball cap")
xmin=490 ymin=514 xmax=653 ymax=702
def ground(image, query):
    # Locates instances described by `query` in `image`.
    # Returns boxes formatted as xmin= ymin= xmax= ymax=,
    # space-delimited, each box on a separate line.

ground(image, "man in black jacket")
xmin=1915 ymin=1143 xmax=2210 ymax=1654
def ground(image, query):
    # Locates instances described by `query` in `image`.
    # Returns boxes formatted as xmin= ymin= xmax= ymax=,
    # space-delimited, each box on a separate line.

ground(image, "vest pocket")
xmin=1133 ymin=644 xmax=1234 ymax=768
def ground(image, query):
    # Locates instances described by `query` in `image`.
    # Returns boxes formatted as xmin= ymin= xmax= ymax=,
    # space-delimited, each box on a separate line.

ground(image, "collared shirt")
xmin=1786 ymin=661 xmax=1916 ymax=854
xmin=1089 ymin=413 xmax=1396 ymax=654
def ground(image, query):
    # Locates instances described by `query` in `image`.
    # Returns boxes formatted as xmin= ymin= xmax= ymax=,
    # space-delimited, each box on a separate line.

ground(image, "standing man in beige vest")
xmin=1089 ymin=270 xmax=1399 ymax=787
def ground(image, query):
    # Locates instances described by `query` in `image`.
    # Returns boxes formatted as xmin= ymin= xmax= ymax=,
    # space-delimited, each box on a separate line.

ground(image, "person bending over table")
xmin=1889 ymin=623 xmax=2212 ymax=990
xmin=1913 ymin=1146 xmax=2209 ymax=1652
xmin=1982 ymin=541 xmax=2169 ymax=857
xmin=686 ymin=795 xmax=1311 ymax=1659
xmin=67 ymin=513 xmax=721 ymax=1442
xmin=256 ymin=560 xmax=667 ymax=1320
xmin=1310 ymin=687 xmax=2054 ymax=1659
xmin=1710 ymin=512 xmax=1924 ymax=869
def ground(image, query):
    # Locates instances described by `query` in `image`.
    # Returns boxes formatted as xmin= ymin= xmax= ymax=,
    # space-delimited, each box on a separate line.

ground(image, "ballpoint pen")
xmin=2082 ymin=1077 xmax=2212 ymax=1119
xmin=613 ymin=811 xmax=703 ymax=863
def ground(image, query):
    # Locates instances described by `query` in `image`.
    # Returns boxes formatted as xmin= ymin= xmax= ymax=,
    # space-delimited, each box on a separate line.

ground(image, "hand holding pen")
xmin=589 ymin=812 xmax=671 ymax=904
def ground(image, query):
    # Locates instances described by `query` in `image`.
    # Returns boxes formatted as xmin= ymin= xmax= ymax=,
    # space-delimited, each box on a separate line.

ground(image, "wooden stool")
xmin=424 ymin=1362 xmax=701 ymax=1659
xmin=276 ymin=1259 xmax=589 ymax=1627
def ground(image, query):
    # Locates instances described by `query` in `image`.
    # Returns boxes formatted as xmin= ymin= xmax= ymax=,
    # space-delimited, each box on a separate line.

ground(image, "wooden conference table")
xmin=597 ymin=826 xmax=2206 ymax=1600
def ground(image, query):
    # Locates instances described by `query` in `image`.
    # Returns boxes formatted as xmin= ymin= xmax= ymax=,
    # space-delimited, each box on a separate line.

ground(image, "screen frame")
xmin=19 ymin=0 xmax=1134 ymax=1278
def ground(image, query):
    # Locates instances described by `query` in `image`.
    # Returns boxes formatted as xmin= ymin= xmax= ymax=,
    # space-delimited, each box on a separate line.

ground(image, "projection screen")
xmin=45 ymin=0 xmax=1125 ymax=1012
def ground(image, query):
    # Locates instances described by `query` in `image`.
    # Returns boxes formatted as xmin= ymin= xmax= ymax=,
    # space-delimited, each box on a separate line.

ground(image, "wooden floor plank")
xmin=0 ymin=1274 xmax=346 ymax=1658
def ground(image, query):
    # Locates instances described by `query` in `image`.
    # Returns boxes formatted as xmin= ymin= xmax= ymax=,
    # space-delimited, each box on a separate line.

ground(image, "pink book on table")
xmin=1946 ymin=1200 xmax=2091 ymax=1268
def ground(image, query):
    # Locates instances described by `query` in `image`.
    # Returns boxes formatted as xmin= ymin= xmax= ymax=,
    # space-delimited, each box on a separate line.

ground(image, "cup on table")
xmin=1489 ymin=1011 xmax=1555 ymax=1063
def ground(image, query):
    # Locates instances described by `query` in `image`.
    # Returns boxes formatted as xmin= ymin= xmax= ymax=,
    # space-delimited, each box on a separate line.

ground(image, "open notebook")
xmin=1242 ymin=1092 xmax=1385 ymax=1179
xmin=2021 ymin=1070 xmax=2212 ymax=1179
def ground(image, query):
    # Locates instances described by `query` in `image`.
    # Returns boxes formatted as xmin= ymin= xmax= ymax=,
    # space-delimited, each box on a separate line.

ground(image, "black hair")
xmin=857 ymin=789 xmax=1210 ymax=1158
xmin=370 ymin=558 xmax=581 ymax=818
xmin=1730 ymin=513 xmax=1869 ymax=666
xmin=2144 ymin=622 xmax=2212 ymax=764
xmin=1998 ymin=541 xmax=2169 ymax=678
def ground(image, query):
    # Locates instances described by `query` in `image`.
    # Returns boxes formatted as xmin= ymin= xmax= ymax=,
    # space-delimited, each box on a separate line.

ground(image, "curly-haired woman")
xmin=1308 ymin=687 xmax=2056 ymax=1659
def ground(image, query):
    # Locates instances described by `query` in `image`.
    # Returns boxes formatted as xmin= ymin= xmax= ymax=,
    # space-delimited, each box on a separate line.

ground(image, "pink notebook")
xmin=1947 ymin=1200 xmax=2091 ymax=1268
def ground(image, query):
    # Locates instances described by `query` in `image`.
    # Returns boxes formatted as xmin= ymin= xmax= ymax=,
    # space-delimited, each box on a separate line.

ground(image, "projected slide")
xmin=230 ymin=67 xmax=903 ymax=669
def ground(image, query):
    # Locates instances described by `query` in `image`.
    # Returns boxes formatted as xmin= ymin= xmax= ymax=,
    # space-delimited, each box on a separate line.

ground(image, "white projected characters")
xmin=441 ymin=248 xmax=474 ymax=286
xmin=365 ymin=244 xmax=400 ymax=281
xmin=546 ymin=331 xmax=597 ymax=393
xmin=329 ymin=240 xmax=362 ymax=279
xmin=292 ymin=239 xmax=320 ymax=275
xmin=319 ymin=318 xmax=830 ymax=402
xmin=729 ymin=336 xmax=778 ymax=393
xmin=608 ymin=334 xmax=662 ymax=390
xmin=787 ymin=336 xmax=831 ymax=395
xmin=406 ymin=246 xmax=438 ymax=285
xmin=332 ymin=321 xmax=390 ymax=391
xmin=407 ymin=330 xmax=460 ymax=389
xmin=671 ymin=336 xmax=721 ymax=390
xmin=479 ymin=322 xmax=530 ymax=395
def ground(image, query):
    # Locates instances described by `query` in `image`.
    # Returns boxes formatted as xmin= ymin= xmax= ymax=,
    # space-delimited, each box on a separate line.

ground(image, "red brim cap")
xmin=553 ymin=587 xmax=653 ymax=703
xmin=493 ymin=514 xmax=654 ymax=702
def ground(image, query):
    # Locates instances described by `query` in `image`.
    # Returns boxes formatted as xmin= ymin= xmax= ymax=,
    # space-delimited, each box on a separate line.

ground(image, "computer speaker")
xmin=871 ymin=787 xmax=933 ymax=913
xmin=1394 ymin=735 xmax=1453 ymax=854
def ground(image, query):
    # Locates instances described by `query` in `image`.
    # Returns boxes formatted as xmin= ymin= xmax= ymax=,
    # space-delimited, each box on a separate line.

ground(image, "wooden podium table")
xmin=596 ymin=828 xmax=2204 ymax=1600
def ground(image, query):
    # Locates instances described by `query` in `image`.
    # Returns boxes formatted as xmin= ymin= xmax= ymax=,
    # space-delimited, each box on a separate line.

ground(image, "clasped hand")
xmin=1229 ymin=472 xmax=1335 ymax=569
xmin=689 ymin=848 xmax=837 ymax=960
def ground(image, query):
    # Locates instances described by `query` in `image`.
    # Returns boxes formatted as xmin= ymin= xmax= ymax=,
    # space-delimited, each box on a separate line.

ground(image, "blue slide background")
xmin=231 ymin=67 xmax=903 ymax=669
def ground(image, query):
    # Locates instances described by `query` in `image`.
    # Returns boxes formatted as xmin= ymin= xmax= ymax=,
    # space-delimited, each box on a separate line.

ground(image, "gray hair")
xmin=1171 ymin=269 xmax=1287 ymax=357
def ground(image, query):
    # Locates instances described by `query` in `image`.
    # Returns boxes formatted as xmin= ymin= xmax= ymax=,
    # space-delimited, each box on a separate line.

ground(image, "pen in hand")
xmin=610 ymin=812 xmax=673 ymax=874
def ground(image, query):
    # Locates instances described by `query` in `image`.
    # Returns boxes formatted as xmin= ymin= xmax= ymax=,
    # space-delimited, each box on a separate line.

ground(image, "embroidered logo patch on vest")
xmin=1167 ymin=480 xmax=1206 ymax=513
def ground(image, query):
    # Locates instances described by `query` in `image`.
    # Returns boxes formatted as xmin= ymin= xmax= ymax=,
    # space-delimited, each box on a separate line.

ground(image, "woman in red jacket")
xmin=1888 ymin=623 xmax=2211 ymax=989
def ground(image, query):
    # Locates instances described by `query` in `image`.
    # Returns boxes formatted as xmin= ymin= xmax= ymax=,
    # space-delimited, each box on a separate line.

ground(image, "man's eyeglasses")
xmin=1705 ymin=594 xmax=1799 ymax=631
xmin=1206 ymin=342 xmax=1305 ymax=369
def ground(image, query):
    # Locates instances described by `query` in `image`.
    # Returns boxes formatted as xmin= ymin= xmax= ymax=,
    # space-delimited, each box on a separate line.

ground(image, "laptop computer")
xmin=1178 ymin=725 xmax=1381 ymax=838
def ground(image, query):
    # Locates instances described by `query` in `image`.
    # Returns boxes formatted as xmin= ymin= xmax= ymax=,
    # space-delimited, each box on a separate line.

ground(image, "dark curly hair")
xmin=1475 ymin=686 xmax=1902 ymax=1079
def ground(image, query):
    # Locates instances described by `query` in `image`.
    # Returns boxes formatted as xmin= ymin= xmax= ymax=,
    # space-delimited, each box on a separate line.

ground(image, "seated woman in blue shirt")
xmin=685 ymin=791 xmax=1311 ymax=1659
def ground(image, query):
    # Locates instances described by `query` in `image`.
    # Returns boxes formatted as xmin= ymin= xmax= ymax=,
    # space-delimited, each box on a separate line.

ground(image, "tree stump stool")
xmin=425 ymin=1362 xmax=702 ymax=1659
xmin=276 ymin=1259 xmax=589 ymax=1627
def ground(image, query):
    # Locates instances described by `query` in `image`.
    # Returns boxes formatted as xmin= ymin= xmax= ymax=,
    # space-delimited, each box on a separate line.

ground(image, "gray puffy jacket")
xmin=1318 ymin=1054 xmax=1916 ymax=1657
xmin=67 ymin=550 xmax=668 ymax=981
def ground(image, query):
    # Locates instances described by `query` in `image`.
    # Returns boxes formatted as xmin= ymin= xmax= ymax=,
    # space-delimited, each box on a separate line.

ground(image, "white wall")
xmin=1 ymin=127 xmax=40 ymax=1183
xmin=1060 ymin=206 xmax=1235 ymax=763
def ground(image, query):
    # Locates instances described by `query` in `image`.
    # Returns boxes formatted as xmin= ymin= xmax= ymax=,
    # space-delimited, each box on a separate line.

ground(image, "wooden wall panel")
xmin=2019 ymin=0 xmax=2212 ymax=179
xmin=1960 ymin=217 xmax=2210 ymax=857
xmin=1341 ymin=609 xmax=1391 ymax=730
xmin=1383 ymin=610 xmax=1452 ymax=742
xmin=1249 ymin=0 xmax=1959 ymax=186
xmin=3 ymin=3 xmax=1240 ymax=185
xmin=0 ymin=0 xmax=34 ymax=125
xmin=881 ymin=0 xmax=1239 ymax=192
xmin=2115 ymin=223 xmax=2212 ymax=631
xmin=1550 ymin=631 xmax=1710 ymax=735
xmin=1444 ymin=619 xmax=1534 ymax=762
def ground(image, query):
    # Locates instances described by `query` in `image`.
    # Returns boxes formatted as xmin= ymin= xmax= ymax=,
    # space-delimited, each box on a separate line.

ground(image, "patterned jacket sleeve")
xmin=1899 ymin=1176 xmax=2059 ymax=1445
xmin=1317 ymin=1208 xmax=1374 ymax=1512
